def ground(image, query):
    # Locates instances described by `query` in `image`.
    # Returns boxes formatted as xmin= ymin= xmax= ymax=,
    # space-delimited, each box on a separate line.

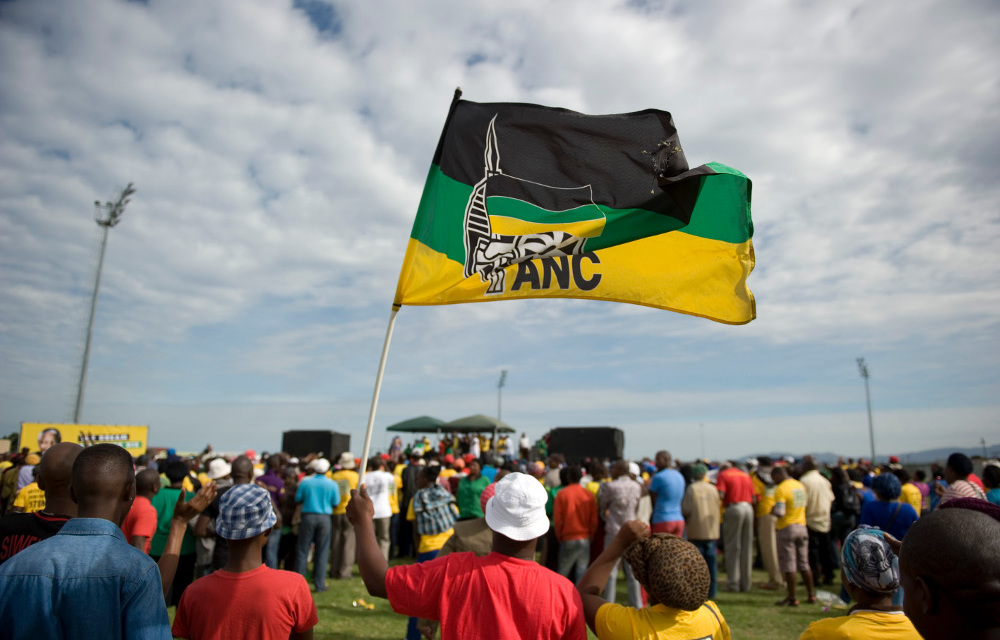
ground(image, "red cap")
xmin=479 ymin=483 xmax=497 ymax=512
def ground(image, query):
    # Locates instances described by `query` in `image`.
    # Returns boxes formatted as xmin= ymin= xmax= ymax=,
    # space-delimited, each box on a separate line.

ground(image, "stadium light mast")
xmin=857 ymin=357 xmax=875 ymax=463
xmin=700 ymin=422 xmax=706 ymax=460
xmin=495 ymin=370 xmax=508 ymax=454
xmin=497 ymin=370 xmax=508 ymax=421
xmin=73 ymin=183 xmax=135 ymax=424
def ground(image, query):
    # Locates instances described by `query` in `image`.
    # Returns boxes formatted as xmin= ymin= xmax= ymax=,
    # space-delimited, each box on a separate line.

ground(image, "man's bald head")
xmin=70 ymin=444 xmax=136 ymax=525
xmin=231 ymin=455 xmax=254 ymax=484
xmin=37 ymin=442 xmax=84 ymax=494
xmin=900 ymin=507 xmax=1000 ymax=638
xmin=135 ymin=468 xmax=161 ymax=496
xmin=655 ymin=451 xmax=671 ymax=470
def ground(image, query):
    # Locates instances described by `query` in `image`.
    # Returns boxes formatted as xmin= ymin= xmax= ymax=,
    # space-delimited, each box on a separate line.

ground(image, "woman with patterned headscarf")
xmin=577 ymin=520 xmax=730 ymax=640
xmin=799 ymin=527 xmax=921 ymax=639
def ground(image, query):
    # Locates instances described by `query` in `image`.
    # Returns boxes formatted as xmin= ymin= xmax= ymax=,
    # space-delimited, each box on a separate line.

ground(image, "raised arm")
xmin=346 ymin=483 xmax=388 ymax=598
xmin=577 ymin=520 xmax=649 ymax=633
xmin=158 ymin=482 xmax=216 ymax=595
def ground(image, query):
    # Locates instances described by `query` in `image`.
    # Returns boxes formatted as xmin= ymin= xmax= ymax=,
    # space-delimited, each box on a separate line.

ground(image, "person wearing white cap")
xmin=172 ymin=484 xmax=318 ymax=640
xmin=348 ymin=472 xmax=586 ymax=640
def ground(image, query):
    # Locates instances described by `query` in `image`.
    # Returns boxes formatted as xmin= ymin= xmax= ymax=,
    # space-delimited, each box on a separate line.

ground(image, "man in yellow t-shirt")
xmin=771 ymin=466 xmax=814 ymax=606
xmin=328 ymin=452 xmax=359 ymax=579
xmin=752 ymin=458 xmax=784 ymax=589
xmin=11 ymin=481 xmax=46 ymax=513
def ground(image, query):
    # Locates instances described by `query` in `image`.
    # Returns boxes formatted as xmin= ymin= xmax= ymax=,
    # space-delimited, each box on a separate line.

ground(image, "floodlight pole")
xmin=495 ymin=370 xmax=507 ymax=455
xmin=700 ymin=422 xmax=705 ymax=459
xmin=73 ymin=183 xmax=134 ymax=424
xmin=857 ymin=357 xmax=875 ymax=463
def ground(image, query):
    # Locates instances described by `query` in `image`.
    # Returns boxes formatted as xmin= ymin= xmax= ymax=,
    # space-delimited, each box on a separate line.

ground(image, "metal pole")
xmin=358 ymin=305 xmax=401 ymax=479
xmin=700 ymin=422 xmax=705 ymax=460
xmin=73 ymin=224 xmax=110 ymax=423
xmin=857 ymin=358 xmax=875 ymax=463
xmin=494 ymin=370 xmax=506 ymax=457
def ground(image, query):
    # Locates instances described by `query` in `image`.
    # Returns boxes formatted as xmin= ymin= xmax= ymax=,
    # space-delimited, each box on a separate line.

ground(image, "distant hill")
xmin=747 ymin=443 xmax=999 ymax=466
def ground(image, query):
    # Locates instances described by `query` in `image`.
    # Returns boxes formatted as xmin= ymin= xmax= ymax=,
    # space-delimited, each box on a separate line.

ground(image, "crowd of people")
xmin=0 ymin=436 xmax=998 ymax=640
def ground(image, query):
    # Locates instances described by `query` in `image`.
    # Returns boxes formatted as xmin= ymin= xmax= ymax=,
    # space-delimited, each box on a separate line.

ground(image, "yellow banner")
xmin=20 ymin=423 xmax=149 ymax=455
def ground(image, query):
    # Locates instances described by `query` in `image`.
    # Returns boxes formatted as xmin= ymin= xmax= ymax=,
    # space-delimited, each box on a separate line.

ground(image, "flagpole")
xmin=358 ymin=304 xmax=401 ymax=480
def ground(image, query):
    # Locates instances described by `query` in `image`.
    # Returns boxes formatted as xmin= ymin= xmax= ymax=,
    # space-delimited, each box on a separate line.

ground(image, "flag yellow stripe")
xmin=488 ymin=214 xmax=606 ymax=238
xmin=394 ymin=231 xmax=755 ymax=324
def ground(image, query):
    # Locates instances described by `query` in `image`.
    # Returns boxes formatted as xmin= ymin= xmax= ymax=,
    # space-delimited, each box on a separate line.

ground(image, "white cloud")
xmin=1 ymin=0 xmax=998 ymax=462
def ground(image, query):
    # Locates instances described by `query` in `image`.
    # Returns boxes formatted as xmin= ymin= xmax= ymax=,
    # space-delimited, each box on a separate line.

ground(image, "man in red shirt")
xmin=122 ymin=469 xmax=160 ymax=554
xmin=173 ymin=483 xmax=318 ymax=640
xmin=716 ymin=461 xmax=755 ymax=593
xmin=349 ymin=472 xmax=586 ymax=640
xmin=553 ymin=465 xmax=597 ymax=583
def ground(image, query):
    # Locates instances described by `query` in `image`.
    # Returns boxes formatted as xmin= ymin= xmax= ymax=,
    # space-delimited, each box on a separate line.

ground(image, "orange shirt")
xmin=553 ymin=484 xmax=598 ymax=542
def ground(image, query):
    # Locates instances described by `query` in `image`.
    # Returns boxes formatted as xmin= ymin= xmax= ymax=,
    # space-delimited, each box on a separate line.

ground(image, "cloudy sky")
xmin=2 ymin=0 xmax=998 ymax=462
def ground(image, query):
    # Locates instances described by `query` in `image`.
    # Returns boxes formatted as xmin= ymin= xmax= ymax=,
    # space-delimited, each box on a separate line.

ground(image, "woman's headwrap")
xmin=841 ymin=526 xmax=900 ymax=594
xmin=623 ymin=533 xmax=709 ymax=611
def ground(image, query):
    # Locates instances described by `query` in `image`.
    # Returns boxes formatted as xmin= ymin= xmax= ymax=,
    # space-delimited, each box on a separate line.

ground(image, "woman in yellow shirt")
xmin=577 ymin=521 xmax=730 ymax=640
xmin=799 ymin=527 xmax=920 ymax=639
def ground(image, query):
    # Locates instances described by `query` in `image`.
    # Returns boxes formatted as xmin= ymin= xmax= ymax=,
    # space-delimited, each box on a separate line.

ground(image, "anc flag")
xmin=393 ymin=95 xmax=755 ymax=324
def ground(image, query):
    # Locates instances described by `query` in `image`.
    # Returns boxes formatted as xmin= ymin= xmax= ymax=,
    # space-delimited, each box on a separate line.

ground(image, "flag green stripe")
xmin=411 ymin=163 xmax=751 ymax=265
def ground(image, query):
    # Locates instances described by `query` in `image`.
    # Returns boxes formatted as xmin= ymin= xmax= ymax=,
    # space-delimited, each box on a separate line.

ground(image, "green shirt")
xmin=456 ymin=475 xmax=491 ymax=519
xmin=149 ymin=487 xmax=195 ymax=556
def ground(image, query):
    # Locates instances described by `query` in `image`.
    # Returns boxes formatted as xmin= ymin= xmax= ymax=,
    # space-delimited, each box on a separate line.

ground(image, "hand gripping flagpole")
xmin=357 ymin=304 xmax=401 ymax=479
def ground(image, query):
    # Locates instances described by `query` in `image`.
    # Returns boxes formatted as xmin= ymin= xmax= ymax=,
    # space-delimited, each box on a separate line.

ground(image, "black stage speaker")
xmin=547 ymin=427 xmax=624 ymax=464
xmin=281 ymin=430 xmax=351 ymax=460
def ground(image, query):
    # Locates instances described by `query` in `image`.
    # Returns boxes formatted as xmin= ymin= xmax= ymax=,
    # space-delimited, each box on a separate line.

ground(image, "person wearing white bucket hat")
xmin=347 ymin=472 xmax=586 ymax=640
xmin=205 ymin=458 xmax=232 ymax=482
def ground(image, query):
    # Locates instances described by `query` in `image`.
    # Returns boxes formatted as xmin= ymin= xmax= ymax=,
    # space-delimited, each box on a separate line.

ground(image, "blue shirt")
xmin=296 ymin=474 xmax=341 ymax=515
xmin=859 ymin=500 xmax=919 ymax=540
xmin=0 ymin=517 xmax=171 ymax=640
xmin=649 ymin=468 xmax=686 ymax=523
xmin=481 ymin=465 xmax=498 ymax=482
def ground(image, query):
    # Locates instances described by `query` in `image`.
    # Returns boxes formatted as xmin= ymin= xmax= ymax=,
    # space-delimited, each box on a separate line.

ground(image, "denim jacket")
xmin=0 ymin=517 xmax=171 ymax=639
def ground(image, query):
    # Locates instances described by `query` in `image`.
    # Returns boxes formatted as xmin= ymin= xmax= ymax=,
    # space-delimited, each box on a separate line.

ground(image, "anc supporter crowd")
xmin=0 ymin=432 xmax=998 ymax=640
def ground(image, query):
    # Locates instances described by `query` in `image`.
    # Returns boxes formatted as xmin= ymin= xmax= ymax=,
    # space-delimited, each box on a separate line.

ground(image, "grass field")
xmin=169 ymin=561 xmax=846 ymax=639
